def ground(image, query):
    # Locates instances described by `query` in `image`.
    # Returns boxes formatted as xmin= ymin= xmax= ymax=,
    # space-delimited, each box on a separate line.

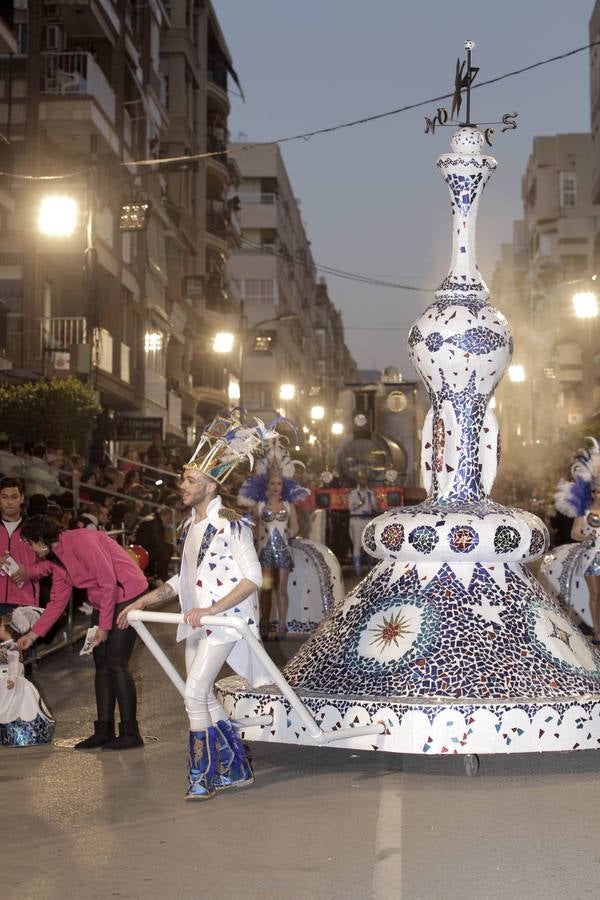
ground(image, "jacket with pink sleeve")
xmin=0 ymin=519 xmax=49 ymax=608
xmin=32 ymin=530 xmax=148 ymax=637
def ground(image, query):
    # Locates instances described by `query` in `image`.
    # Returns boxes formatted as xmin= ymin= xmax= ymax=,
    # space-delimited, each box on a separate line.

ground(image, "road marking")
xmin=372 ymin=777 xmax=403 ymax=899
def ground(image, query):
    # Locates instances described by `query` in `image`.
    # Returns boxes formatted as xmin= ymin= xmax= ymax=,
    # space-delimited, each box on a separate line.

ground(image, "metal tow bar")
xmin=127 ymin=610 xmax=384 ymax=745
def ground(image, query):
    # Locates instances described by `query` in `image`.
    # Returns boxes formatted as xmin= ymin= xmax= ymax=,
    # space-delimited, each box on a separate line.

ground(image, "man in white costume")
xmin=118 ymin=412 xmax=271 ymax=800
xmin=348 ymin=469 xmax=378 ymax=576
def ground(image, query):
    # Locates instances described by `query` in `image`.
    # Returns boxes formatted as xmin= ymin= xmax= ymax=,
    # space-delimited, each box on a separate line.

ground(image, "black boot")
xmin=74 ymin=720 xmax=115 ymax=750
xmin=102 ymin=720 xmax=144 ymax=751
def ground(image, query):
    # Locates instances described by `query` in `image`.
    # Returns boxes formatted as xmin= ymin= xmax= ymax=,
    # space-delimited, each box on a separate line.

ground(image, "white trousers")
xmin=184 ymin=633 xmax=235 ymax=730
xmin=349 ymin=517 xmax=368 ymax=556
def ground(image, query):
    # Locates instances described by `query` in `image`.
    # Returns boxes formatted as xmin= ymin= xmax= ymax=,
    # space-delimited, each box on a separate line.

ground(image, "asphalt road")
xmin=4 ymin=603 xmax=600 ymax=900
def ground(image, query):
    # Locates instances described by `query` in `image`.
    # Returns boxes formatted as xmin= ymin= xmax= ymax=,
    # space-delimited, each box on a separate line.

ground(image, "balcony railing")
xmin=207 ymin=126 xmax=228 ymax=156
xmin=39 ymin=316 xmax=87 ymax=355
xmin=207 ymin=200 xmax=227 ymax=240
xmin=94 ymin=327 xmax=113 ymax=373
xmin=40 ymin=51 xmax=116 ymax=123
xmin=168 ymin=390 xmax=182 ymax=430
xmin=207 ymin=56 xmax=227 ymax=92
xmin=238 ymin=192 xmax=277 ymax=205
xmin=120 ymin=342 xmax=130 ymax=384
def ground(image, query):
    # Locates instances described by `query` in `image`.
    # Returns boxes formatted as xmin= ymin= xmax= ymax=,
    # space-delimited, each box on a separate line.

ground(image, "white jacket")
xmin=167 ymin=496 xmax=269 ymax=686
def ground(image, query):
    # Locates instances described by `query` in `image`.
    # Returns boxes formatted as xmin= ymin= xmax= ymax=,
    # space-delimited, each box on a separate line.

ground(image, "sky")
xmin=212 ymin=0 xmax=595 ymax=375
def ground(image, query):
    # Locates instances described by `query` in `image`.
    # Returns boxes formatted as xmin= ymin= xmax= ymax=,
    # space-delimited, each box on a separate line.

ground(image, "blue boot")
xmin=214 ymin=719 xmax=254 ymax=791
xmin=186 ymin=727 xmax=217 ymax=801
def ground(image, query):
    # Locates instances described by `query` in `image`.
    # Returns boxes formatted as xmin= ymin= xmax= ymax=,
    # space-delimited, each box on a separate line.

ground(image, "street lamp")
xmin=310 ymin=405 xmax=325 ymax=420
xmin=508 ymin=364 xmax=526 ymax=383
xmin=37 ymin=195 xmax=79 ymax=237
xmin=572 ymin=291 xmax=599 ymax=319
xmin=279 ymin=383 xmax=296 ymax=401
xmin=331 ymin=421 xmax=344 ymax=435
xmin=213 ymin=331 xmax=235 ymax=353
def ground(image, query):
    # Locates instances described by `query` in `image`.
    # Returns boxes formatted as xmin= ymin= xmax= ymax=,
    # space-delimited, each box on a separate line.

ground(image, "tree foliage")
xmin=0 ymin=377 xmax=100 ymax=451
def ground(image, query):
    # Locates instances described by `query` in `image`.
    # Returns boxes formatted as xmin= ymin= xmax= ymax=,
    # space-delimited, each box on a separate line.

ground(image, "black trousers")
xmin=91 ymin=599 xmax=138 ymax=723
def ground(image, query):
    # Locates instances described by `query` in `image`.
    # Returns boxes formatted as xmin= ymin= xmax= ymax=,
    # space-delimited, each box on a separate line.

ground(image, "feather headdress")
xmin=554 ymin=437 xmax=600 ymax=517
xmin=238 ymin=417 xmax=310 ymax=506
xmin=185 ymin=409 xmax=277 ymax=485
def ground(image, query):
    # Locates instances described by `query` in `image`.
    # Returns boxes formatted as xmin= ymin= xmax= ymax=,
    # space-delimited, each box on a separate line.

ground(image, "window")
xmin=559 ymin=171 xmax=577 ymax=208
xmin=243 ymin=278 xmax=275 ymax=305
xmin=45 ymin=25 xmax=63 ymax=51
xmin=16 ymin=23 xmax=28 ymax=54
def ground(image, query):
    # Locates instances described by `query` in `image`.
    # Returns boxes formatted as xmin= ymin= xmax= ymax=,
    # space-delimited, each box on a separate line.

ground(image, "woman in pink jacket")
xmin=17 ymin=515 xmax=148 ymax=751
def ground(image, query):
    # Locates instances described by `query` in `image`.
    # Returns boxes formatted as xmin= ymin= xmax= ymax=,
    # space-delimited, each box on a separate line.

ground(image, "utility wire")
xmin=0 ymin=38 xmax=597 ymax=180
xmin=239 ymin=236 xmax=434 ymax=291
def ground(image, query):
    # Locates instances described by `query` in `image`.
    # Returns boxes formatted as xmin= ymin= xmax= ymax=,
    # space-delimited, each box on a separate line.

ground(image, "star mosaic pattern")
xmin=283 ymin=563 xmax=600 ymax=699
xmin=381 ymin=524 xmax=405 ymax=552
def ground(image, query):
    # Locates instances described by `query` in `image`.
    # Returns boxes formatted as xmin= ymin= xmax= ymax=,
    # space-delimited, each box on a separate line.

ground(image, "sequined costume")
xmin=583 ymin=512 xmax=600 ymax=576
xmin=257 ymin=502 xmax=294 ymax=570
xmin=0 ymin=640 xmax=54 ymax=746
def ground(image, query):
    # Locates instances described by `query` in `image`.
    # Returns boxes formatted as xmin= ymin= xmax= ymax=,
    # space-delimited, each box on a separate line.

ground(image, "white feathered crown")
xmin=185 ymin=409 xmax=277 ymax=485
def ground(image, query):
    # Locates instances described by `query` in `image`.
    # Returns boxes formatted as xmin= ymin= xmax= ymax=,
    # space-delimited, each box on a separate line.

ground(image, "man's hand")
xmin=116 ymin=595 xmax=147 ymax=629
xmin=183 ymin=607 xmax=213 ymax=628
xmin=16 ymin=632 xmax=37 ymax=651
xmin=92 ymin=627 xmax=109 ymax=647
xmin=6 ymin=678 xmax=14 ymax=689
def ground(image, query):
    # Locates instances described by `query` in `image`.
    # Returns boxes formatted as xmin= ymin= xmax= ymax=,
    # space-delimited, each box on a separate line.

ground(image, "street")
xmin=3 ymin=602 xmax=600 ymax=900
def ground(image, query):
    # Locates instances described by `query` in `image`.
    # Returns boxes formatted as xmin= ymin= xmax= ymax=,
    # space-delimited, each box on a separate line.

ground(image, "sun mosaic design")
xmin=283 ymin=563 xmax=600 ymax=701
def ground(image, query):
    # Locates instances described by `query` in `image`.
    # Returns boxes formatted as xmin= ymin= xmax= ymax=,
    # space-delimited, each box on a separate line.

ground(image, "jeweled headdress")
xmin=185 ymin=409 xmax=277 ymax=485
xmin=239 ymin=418 xmax=310 ymax=505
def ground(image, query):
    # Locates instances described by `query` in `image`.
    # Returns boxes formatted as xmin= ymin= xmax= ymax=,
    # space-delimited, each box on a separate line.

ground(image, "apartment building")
xmin=160 ymin=0 xmax=242 ymax=436
xmin=227 ymin=142 xmax=355 ymax=430
xmin=493 ymin=134 xmax=600 ymax=463
xmin=0 ymin=0 xmax=239 ymax=445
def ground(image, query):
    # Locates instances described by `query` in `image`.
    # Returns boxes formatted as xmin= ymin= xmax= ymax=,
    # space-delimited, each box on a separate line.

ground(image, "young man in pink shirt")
xmin=0 ymin=477 xmax=46 ymax=615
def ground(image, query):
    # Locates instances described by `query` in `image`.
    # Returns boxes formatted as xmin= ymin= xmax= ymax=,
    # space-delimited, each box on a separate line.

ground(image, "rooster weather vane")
xmin=425 ymin=40 xmax=517 ymax=145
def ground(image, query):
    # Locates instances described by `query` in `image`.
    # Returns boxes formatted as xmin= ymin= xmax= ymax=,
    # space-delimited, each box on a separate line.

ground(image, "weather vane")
xmin=425 ymin=40 xmax=517 ymax=145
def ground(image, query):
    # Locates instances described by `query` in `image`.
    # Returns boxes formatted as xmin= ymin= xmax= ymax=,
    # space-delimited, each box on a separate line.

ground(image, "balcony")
xmin=120 ymin=343 xmax=130 ymax=384
xmin=39 ymin=316 xmax=87 ymax=357
xmin=206 ymin=200 xmax=228 ymax=243
xmin=206 ymin=127 xmax=229 ymax=181
xmin=145 ymin=371 xmax=167 ymax=409
xmin=207 ymin=126 xmax=228 ymax=156
xmin=238 ymin=193 xmax=277 ymax=205
xmin=207 ymin=57 xmax=229 ymax=112
xmin=38 ymin=317 xmax=131 ymax=384
xmin=207 ymin=56 xmax=228 ymax=91
xmin=39 ymin=52 xmax=118 ymax=154
xmin=42 ymin=0 xmax=121 ymax=41
xmin=95 ymin=327 xmax=113 ymax=373
xmin=168 ymin=390 xmax=182 ymax=432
